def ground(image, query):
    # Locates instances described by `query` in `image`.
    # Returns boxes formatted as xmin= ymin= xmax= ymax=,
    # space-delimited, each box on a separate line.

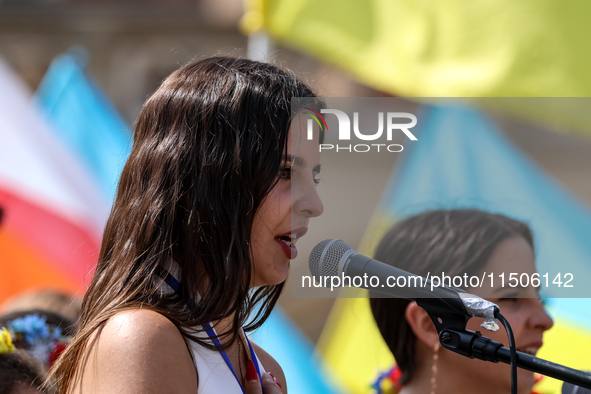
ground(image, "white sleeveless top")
xmin=156 ymin=262 xmax=266 ymax=393
xmin=186 ymin=331 xmax=267 ymax=393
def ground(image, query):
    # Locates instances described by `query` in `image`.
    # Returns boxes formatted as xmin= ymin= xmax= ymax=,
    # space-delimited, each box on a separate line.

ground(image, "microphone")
xmin=563 ymin=382 xmax=591 ymax=394
xmin=308 ymin=239 xmax=499 ymax=330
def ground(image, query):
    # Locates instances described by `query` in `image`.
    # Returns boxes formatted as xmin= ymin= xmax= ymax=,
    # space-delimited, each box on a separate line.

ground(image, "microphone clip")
xmin=438 ymin=328 xmax=503 ymax=362
xmin=414 ymin=297 xmax=502 ymax=361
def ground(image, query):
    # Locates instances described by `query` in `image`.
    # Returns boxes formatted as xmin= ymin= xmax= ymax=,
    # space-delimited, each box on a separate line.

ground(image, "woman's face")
xmin=249 ymin=113 xmax=324 ymax=287
xmin=443 ymin=236 xmax=554 ymax=394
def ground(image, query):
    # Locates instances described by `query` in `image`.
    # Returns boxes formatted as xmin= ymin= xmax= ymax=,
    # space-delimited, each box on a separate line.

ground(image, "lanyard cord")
xmin=156 ymin=265 xmax=263 ymax=392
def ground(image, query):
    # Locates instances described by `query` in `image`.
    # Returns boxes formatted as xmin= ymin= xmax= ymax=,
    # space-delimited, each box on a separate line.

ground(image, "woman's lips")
xmin=517 ymin=341 xmax=543 ymax=356
xmin=276 ymin=236 xmax=297 ymax=259
xmin=275 ymin=226 xmax=308 ymax=259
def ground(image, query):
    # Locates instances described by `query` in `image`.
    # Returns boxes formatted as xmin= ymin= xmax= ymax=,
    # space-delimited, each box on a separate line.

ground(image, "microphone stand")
xmin=439 ymin=328 xmax=591 ymax=389
xmin=415 ymin=298 xmax=591 ymax=390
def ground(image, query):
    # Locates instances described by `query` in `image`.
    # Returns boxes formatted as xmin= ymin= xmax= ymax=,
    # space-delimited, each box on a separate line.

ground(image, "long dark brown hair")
xmin=370 ymin=209 xmax=534 ymax=385
xmin=50 ymin=56 xmax=323 ymax=392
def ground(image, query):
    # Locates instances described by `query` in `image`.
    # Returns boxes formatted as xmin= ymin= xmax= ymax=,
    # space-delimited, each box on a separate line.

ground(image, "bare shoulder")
xmin=250 ymin=341 xmax=287 ymax=394
xmin=72 ymin=309 xmax=197 ymax=394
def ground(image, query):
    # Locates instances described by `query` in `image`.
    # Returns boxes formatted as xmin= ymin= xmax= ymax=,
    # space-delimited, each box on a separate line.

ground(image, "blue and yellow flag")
xmin=35 ymin=49 xmax=133 ymax=203
xmin=242 ymin=0 xmax=591 ymax=137
xmin=243 ymin=0 xmax=591 ymax=98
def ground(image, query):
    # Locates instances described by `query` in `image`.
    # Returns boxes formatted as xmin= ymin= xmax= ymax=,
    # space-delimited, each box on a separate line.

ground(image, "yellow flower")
xmin=0 ymin=327 xmax=15 ymax=354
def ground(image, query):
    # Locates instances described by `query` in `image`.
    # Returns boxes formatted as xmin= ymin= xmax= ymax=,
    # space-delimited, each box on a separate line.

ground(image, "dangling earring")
xmin=430 ymin=342 xmax=439 ymax=394
xmin=187 ymin=210 xmax=193 ymax=225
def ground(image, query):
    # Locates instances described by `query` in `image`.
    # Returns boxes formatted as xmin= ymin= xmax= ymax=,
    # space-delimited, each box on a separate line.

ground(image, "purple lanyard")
xmin=156 ymin=266 xmax=263 ymax=392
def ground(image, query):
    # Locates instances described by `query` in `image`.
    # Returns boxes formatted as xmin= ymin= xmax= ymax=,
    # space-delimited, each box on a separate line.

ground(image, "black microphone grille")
xmin=308 ymin=239 xmax=353 ymax=277
xmin=563 ymin=382 xmax=591 ymax=394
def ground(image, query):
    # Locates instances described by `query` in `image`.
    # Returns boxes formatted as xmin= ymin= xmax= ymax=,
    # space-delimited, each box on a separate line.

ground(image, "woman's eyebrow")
xmin=284 ymin=154 xmax=322 ymax=173
xmin=492 ymin=284 xmax=522 ymax=295
xmin=284 ymin=154 xmax=303 ymax=166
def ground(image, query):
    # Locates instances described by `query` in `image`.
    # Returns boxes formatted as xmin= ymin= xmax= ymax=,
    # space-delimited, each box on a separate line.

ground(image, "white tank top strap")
xmin=154 ymin=264 xmax=266 ymax=392
xmin=186 ymin=326 xmax=267 ymax=394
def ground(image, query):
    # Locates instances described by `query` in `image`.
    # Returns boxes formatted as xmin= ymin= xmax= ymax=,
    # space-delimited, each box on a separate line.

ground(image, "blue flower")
xmin=6 ymin=314 xmax=68 ymax=365
xmin=8 ymin=314 xmax=50 ymax=344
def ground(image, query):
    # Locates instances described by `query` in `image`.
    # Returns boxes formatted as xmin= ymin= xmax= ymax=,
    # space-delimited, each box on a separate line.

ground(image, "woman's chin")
xmin=253 ymin=265 xmax=290 ymax=287
xmin=517 ymin=369 xmax=536 ymax=394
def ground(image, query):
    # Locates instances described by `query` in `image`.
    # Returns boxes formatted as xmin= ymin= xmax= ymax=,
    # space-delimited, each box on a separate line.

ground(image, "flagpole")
xmin=247 ymin=30 xmax=273 ymax=62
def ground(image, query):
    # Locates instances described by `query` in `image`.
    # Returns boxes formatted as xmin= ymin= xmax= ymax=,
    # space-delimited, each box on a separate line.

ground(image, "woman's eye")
xmin=279 ymin=166 xmax=321 ymax=185
xmin=499 ymin=298 xmax=517 ymax=303
xmin=496 ymin=295 xmax=519 ymax=304
xmin=280 ymin=167 xmax=293 ymax=180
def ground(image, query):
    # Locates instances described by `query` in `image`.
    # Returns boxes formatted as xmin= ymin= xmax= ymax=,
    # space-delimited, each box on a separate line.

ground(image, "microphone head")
xmin=563 ymin=382 xmax=591 ymax=394
xmin=309 ymin=239 xmax=354 ymax=277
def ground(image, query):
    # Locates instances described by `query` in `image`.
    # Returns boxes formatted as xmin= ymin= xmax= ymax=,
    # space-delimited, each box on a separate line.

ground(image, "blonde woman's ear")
xmin=405 ymin=301 xmax=440 ymax=348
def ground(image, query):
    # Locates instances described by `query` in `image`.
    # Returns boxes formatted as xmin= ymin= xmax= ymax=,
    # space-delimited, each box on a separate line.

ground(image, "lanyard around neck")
xmin=156 ymin=265 xmax=264 ymax=393
xmin=202 ymin=323 xmax=263 ymax=393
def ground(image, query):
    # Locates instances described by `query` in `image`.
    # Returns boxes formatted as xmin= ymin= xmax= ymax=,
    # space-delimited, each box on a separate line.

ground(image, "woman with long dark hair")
xmin=49 ymin=57 xmax=324 ymax=393
xmin=370 ymin=209 xmax=553 ymax=394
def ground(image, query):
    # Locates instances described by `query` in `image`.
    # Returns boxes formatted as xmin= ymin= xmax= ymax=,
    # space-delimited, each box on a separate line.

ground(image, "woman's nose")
xmin=528 ymin=299 xmax=554 ymax=332
xmin=293 ymin=178 xmax=324 ymax=218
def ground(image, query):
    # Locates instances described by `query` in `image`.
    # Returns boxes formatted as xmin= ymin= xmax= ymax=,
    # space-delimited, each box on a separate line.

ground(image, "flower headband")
xmin=0 ymin=327 xmax=15 ymax=354
xmin=4 ymin=314 xmax=70 ymax=366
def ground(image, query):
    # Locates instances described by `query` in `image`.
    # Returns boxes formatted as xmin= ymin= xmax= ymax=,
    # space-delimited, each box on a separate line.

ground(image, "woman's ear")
xmin=405 ymin=301 xmax=439 ymax=348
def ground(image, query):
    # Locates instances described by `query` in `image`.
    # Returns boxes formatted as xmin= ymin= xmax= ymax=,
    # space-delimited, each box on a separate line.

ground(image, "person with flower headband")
xmin=49 ymin=57 xmax=324 ymax=394
xmin=369 ymin=209 xmax=553 ymax=394
xmin=1 ymin=326 xmax=47 ymax=394
xmin=0 ymin=310 xmax=72 ymax=370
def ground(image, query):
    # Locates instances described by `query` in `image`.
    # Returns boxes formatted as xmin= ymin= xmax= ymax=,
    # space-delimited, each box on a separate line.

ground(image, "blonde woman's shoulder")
xmin=70 ymin=309 xmax=197 ymax=394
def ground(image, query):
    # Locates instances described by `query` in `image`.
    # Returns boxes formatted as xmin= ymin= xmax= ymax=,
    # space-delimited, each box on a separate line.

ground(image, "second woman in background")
xmin=370 ymin=209 xmax=553 ymax=394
